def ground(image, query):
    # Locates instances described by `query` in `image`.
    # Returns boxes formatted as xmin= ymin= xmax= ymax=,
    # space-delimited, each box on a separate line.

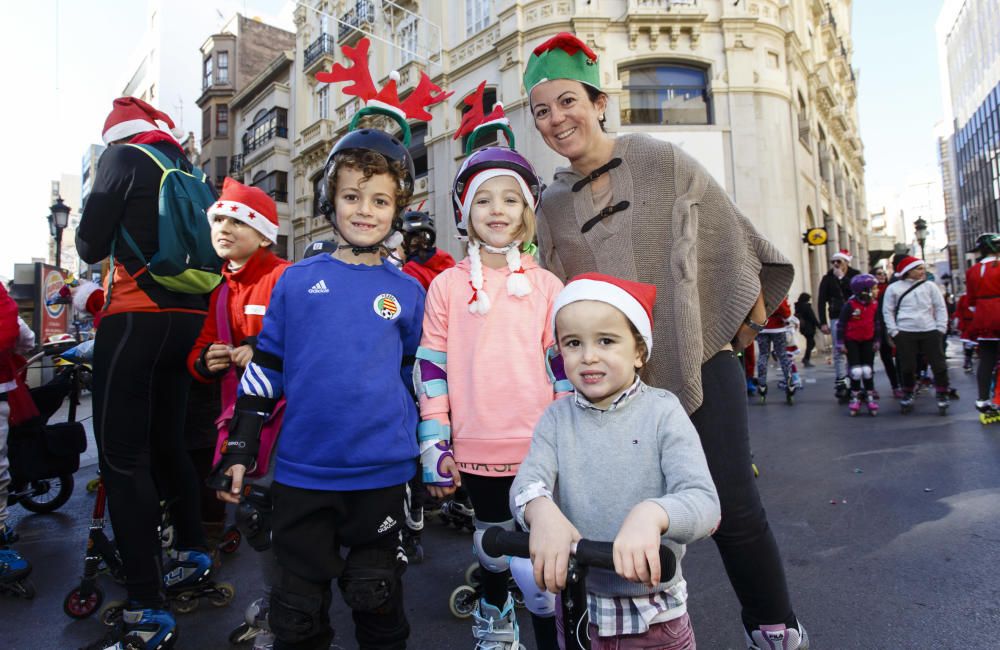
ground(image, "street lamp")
xmin=48 ymin=197 xmax=71 ymax=270
xmin=914 ymin=217 xmax=928 ymax=261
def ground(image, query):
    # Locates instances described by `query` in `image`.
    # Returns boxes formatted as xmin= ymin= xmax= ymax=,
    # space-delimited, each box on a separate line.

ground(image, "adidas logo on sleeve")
xmin=308 ymin=279 xmax=330 ymax=294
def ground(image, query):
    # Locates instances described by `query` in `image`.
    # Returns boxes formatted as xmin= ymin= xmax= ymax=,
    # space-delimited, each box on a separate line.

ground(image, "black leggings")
xmin=690 ymin=351 xmax=795 ymax=630
xmin=93 ymin=311 xmax=207 ymax=607
xmin=894 ymin=331 xmax=948 ymax=391
xmin=846 ymin=340 xmax=876 ymax=392
xmin=977 ymin=340 xmax=1000 ymax=401
xmin=802 ymin=334 xmax=816 ymax=364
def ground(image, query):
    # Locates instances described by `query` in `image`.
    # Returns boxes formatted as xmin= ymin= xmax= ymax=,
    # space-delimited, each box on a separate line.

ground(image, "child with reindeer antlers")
xmin=413 ymin=81 xmax=564 ymax=650
xmin=210 ymin=37 xmax=451 ymax=650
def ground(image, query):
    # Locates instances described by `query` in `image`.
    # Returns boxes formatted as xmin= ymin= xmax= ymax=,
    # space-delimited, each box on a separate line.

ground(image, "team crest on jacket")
xmin=373 ymin=293 xmax=401 ymax=320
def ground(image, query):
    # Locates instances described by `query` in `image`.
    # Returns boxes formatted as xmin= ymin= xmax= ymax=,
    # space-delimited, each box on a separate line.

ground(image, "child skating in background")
xmin=756 ymin=297 xmax=796 ymax=404
xmin=511 ymin=273 xmax=720 ymax=650
xmin=187 ymin=178 xmax=290 ymax=649
xmin=415 ymin=85 xmax=564 ymax=650
xmin=212 ymin=37 xmax=450 ymax=649
xmin=836 ymin=274 xmax=882 ymax=416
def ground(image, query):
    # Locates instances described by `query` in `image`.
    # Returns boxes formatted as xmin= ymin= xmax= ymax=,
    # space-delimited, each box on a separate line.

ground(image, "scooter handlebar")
xmin=481 ymin=527 xmax=676 ymax=581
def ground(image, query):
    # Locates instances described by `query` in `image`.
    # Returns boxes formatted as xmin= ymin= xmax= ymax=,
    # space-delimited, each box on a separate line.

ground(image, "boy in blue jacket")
xmin=213 ymin=127 xmax=424 ymax=650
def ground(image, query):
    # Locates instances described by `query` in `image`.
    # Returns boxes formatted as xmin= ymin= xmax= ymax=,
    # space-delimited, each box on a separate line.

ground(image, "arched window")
xmin=620 ymin=64 xmax=711 ymax=126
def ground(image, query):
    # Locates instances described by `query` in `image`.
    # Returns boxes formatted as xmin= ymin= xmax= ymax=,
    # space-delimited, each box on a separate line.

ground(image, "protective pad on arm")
xmin=545 ymin=346 xmax=573 ymax=393
xmin=414 ymin=346 xmax=448 ymax=398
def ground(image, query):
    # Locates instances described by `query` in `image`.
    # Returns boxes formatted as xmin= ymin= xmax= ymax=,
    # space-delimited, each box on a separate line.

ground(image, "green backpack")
xmin=113 ymin=143 xmax=223 ymax=295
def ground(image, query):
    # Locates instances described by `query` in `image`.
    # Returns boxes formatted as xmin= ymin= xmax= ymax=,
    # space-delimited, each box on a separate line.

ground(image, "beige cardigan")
xmin=536 ymin=134 xmax=794 ymax=414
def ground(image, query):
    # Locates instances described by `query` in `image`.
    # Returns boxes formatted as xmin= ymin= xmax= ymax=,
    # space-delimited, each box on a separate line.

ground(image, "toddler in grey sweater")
xmin=511 ymin=273 xmax=720 ymax=643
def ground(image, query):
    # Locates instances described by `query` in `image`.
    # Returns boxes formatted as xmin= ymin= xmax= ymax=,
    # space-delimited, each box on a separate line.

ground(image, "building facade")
xmin=937 ymin=0 xmax=1000 ymax=279
xmin=288 ymin=0 xmax=867 ymax=297
xmin=196 ymin=15 xmax=296 ymax=191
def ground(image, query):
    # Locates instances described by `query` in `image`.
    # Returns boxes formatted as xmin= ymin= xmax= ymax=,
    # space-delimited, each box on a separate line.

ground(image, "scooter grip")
xmin=573 ymin=540 xmax=677 ymax=581
xmin=481 ymin=527 xmax=530 ymax=559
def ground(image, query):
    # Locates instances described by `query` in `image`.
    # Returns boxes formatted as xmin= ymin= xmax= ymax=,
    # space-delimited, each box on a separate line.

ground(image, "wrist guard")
xmin=417 ymin=420 xmax=454 ymax=486
xmin=221 ymin=409 xmax=265 ymax=473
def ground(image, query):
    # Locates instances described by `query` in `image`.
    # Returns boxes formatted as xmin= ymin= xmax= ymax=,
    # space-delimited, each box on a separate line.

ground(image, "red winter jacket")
xmin=841 ymin=297 xmax=879 ymax=342
xmin=401 ymin=249 xmax=456 ymax=290
xmin=0 ymin=284 xmax=18 ymax=392
xmin=762 ymin=298 xmax=791 ymax=333
xmin=187 ymin=248 xmax=290 ymax=382
xmin=966 ymin=257 xmax=1000 ymax=339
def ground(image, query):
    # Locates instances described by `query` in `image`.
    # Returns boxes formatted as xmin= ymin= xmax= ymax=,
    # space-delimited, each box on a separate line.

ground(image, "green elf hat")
xmin=523 ymin=32 xmax=600 ymax=94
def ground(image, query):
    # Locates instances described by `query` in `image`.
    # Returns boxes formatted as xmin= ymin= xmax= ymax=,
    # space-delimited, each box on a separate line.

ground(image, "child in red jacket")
xmin=755 ymin=297 xmax=795 ymax=403
xmin=399 ymin=210 xmax=455 ymax=290
xmin=836 ymin=274 xmax=881 ymax=416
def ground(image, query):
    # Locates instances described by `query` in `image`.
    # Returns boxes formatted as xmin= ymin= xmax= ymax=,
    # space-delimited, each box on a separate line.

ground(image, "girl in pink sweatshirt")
xmin=413 ymin=96 xmax=564 ymax=650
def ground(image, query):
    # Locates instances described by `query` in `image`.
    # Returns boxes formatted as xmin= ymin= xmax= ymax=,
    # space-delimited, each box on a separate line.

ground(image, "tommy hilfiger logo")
xmin=308 ymin=280 xmax=330 ymax=294
xmin=377 ymin=515 xmax=397 ymax=534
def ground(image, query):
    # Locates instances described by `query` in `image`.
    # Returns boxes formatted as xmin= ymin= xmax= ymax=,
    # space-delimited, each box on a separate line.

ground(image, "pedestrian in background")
xmin=817 ymin=249 xmax=860 ymax=402
xmin=873 ymin=267 xmax=902 ymax=398
xmin=793 ymin=293 xmax=821 ymax=367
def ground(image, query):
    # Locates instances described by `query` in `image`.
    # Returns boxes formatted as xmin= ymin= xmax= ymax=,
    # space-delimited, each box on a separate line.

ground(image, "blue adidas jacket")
xmin=237 ymin=254 xmax=424 ymax=491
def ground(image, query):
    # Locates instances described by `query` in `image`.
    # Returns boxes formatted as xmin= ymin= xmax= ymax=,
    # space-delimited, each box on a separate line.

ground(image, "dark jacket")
xmin=794 ymin=299 xmax=821 ymax=338
xmin=77 ymin=141 xmax=211 ymax=315
xmin=817 ymin=267 xmax=860 ymax=325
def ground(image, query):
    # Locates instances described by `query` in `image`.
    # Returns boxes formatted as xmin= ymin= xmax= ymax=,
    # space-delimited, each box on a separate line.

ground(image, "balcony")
xmin=629 ymin=0 xmax=700 ymax=11
xmin=229 ymin=154 xmax=244 ymax=176
xmin=303 ymin=33 xmax=335 ymax=77
xmin=244 ymin=126 xmax=288 ymax=155
xmin=339 ymin=2 xmax=375 ymax=45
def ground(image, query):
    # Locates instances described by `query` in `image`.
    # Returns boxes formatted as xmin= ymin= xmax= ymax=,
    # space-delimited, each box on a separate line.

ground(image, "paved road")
xmin=3 ymin=343 xmax=1000 ymax=649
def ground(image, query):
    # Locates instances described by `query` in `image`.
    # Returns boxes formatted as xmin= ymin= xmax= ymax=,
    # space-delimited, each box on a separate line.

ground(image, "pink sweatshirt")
xmin=419 ymin=254 xmax=564 ymax=476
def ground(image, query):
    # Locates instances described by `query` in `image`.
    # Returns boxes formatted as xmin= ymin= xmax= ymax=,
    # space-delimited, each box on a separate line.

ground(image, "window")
xmin=318 ymin=85 xmax=330 ymax=121
xmin=409 ymin=124 xmax=428 ymax=178
xmin=216 ymin=105 xmax=229 ymax=137
xmin=398 ymin=18 xmax=418 ymax=65
xmin=460 ymin=86 xmax=498 ymax=152
xmin=243 ymin=108 xmax=289 ymax=153
xmin=217 ymin=51 xmax=229 ymax=84
xmin=620 ymin=64 xmax=711 ymax=126
xmin=215 ymin=156 xmax=227 ymax=188
xmin=203 ymin=56 xmax=213 ymax=90
xmin=466 ymin=0 xmax=490 ymax=37
xmin=202 ymin=107 xmax=211 ymax=144
xmin=253 ymin=171 xmax=289 ymax=203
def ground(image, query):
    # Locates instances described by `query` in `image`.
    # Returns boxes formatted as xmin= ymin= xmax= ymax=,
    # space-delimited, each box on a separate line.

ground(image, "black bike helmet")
xmin=401 ymin=211 xmax=436 ymax=249
xmin=302 ymin=239 xmax=337 ymax=258
xmin=317 ymin=128 xmax=416 ymax=218
xmin=976 ymin=232 xmax=1000 ymax=255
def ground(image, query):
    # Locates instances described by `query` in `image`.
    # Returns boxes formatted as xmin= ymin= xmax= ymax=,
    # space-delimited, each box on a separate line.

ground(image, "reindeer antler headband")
xmin=453 ymin=81 xmax=516 ymax=155
xmin=315 ymin=38 xmax=453 ymax=146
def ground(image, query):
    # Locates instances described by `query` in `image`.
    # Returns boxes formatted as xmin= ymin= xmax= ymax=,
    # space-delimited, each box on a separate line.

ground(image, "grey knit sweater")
xmin=535 ymin=134 xmax=795 ymax=413
xmin=510 ymin=382 xmax=720 ymax=597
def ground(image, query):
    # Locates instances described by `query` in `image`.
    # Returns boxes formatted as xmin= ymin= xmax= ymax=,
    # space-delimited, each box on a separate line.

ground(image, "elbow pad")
xmin=417 ymin=420 xmax=454 ymax=486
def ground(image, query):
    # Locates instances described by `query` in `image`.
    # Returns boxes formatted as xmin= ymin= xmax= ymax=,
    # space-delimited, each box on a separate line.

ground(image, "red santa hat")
xmin=102 ymin=96 xmax=184 ymax=145
xmin=895 ymin=255 xmax=925 ymax=278
xmin=553 ymin=273 xmax=657 ymax=359
xmin=831 ymin=249 xmax=852 ymax=263
xmin=207 ymin=178 xmax=279 ymax=243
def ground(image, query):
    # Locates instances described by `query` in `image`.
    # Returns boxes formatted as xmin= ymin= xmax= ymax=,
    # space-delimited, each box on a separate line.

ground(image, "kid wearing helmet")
xmin=836 ymin=274 xmax=882 ymax=416
xmin=414 ymin=83 xmax=563 ymax=650
xmin=212 ymin=39 xmax=452 ymax=650
xmin=400 ymin=210 xmax=456 ymax=290
xmin=966 ymin=232 xmax=1000 ymax=420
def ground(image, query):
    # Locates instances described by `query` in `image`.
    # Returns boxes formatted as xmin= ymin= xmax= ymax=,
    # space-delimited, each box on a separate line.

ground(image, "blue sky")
xmin=0 ymin=1 xmax=949 ymax=279
xmin=852 ymin=0 xmax=945 ymax=191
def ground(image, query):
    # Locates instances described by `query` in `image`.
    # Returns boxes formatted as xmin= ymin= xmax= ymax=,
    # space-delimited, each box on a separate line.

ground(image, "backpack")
xmin=114 ymin=144 xmax=223 ymax=295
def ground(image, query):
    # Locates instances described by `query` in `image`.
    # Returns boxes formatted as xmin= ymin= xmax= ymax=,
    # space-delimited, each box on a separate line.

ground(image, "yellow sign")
xmin=805 ymin=228 xmax=828 ymax=246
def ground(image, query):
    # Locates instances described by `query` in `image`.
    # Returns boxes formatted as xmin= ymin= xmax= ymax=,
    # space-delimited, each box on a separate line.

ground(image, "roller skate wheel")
xmin=63 ymin=585 xmax=104 ymax=619
xmin=448 ymin=585 xmax=478 ymax=619
xmin=1 ymin=578 xmax=35 ymax=599
xmin=228 ymin=621 xmax=261 ymax=645
xmin=100 ymin=600 xmax=125 ymax=626
xmin=219 ymin=528 xmax=242 ymax=555
xmin=173 ymin=591 xmax=199 ymax=614
xmin=752 ymin=463 xmax=759 ymax=478
xmin=86 ymin=478 xmax=101 ymax=493
xmin=510 ymin=587 xmax=525 ymax=609
xmin=209 ymin=582 xmax=236 ymax=607
xmin=464 ymin=562 xmax=480 ymax=587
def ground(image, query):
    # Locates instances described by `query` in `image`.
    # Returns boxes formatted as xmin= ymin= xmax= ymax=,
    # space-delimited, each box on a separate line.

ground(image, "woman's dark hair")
xmin=584 ymin=84 xmax=608 ymax=133
xmin=796 ymin=292 xmax=810 ymax=303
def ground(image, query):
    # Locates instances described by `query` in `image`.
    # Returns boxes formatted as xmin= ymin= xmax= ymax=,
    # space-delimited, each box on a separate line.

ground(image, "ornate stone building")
xmin=288 ymin=0 xmax=867 ymax=296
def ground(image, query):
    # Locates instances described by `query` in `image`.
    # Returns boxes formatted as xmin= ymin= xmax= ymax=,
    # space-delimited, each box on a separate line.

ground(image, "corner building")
xmin=290 ymin=0 xmax=867 ymax=295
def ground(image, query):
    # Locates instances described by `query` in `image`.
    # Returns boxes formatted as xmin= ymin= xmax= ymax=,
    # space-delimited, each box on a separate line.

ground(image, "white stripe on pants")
xmin=0 ymin=401 xmax=10 ymax=528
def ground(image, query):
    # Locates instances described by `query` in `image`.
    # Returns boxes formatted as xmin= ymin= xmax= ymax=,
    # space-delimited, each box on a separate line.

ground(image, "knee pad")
xmin=862 ymin=365 xmax=873 ymax=380
xmin=473 ymin=519 xmax=513 ymax=574
xmin=269 ymin=587 xmax=328 ymax=644
xmin=338 ymin=546 xmax=400 ymax=613
xmin=849 ymin=366 xmax=863 ymax=381
xmin=508 ymin=556 xmax=555 ymax=617
xmin=235 ymin=483 xmax=272 ymax=552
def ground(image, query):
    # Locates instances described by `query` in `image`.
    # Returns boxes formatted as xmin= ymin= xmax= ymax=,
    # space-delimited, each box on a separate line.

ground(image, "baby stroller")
xmin=7 ymin=337 xmax=88 ymax=514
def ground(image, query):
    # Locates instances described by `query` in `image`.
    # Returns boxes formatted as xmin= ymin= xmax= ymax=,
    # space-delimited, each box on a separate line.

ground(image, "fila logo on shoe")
xmin=377 ymin=516 xmax=397 ymax=534
xmin=308 ymin=279 xmax=330 ymax=294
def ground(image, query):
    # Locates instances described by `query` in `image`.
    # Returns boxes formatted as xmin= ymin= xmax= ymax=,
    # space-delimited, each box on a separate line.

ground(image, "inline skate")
xmin=757 ymin=384 xmax=768 ymax=405
xmin=936 ymin=387 xmax=950 ymax=416
xmin=848 ymin=390 xmax=861 ymax=416
xmin=471 ymin=594 xmax=526 ymax=650
xmin=227 ymin=596 xmax=273 ymax=648
xmin=978 ymin=401 xmax=1000 ymax=424
xmin=900 ymin=391 xmax=915 ymax=414
xmin=83 ymin=607 xmax=177 ymax=650
xmin=438 ymin=492 xmax=475 ymax=532
xmin=0 ymin=548 xmax=34 ymax=599
xmin=835 ymin=377 xmax=850 ymax=404
xmin=865 ymin=391 xmax=879 ymax=416
xmin=449 ymin=561 xmax=526 ymax=619
xmin=101 ymin=549 xmax=234 ymax=624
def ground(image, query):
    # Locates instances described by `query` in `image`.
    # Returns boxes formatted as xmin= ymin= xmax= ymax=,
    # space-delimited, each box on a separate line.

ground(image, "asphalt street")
xmin=3 ymin=341 xmax=1000 ymax=649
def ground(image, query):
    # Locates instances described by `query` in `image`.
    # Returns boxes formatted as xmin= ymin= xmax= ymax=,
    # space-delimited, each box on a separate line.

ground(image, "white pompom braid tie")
xmin=466 ymin=240 xmax=532 ymax=314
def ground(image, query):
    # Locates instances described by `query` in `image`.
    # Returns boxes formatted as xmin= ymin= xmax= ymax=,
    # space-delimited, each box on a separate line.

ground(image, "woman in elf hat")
xmin=522 ymin=32 xmax=807 ymax=650
xmin=413 ymin=82 xmax=564 ymax=649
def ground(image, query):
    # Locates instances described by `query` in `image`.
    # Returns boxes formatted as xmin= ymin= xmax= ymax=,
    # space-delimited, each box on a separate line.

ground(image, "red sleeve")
xmin=0 ymin=287 xmax=18 ymax=353
xmin=187 ymin=284 xmax=223 ymax=382
xmin=776 ymin=298 xmax=791 ymax=319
